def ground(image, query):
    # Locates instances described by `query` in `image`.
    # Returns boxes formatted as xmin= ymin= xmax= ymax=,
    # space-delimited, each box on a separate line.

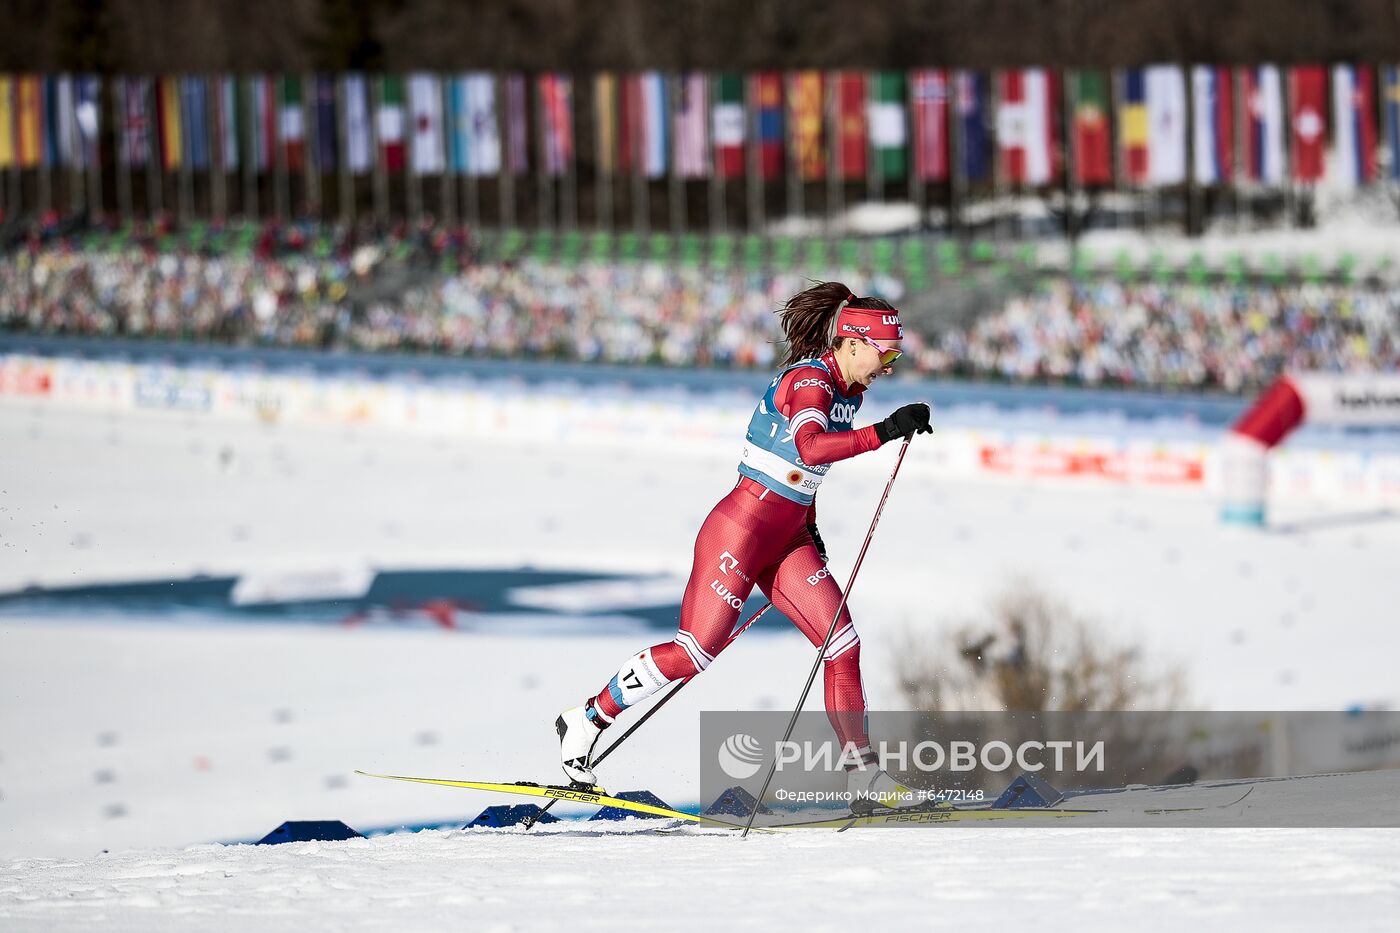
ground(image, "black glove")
xmin=808 ymin=524 xmax=828 ymax=563
xmin=874 ymin=402 xmax=932 ymax=444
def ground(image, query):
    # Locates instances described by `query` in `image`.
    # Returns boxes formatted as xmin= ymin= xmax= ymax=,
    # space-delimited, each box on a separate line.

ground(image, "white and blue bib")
xmin=737 ymin=358 xmax=862 ymax=505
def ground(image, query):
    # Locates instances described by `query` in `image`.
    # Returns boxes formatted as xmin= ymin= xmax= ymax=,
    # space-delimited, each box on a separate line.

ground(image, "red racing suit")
xmin=588 ymin=350 xmax=885 ymax=753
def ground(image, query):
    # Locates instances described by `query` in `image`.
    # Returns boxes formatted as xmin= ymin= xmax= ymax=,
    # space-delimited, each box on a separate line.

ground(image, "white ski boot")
xmin=555 ymin=704 xmax=605 ymax=787
xmin=847 ymin=766 xmax=933 ymax=814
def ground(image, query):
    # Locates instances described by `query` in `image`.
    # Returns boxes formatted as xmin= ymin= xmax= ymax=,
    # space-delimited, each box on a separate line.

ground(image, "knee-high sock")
xmin=590 ymin=636 xmax=709 ymax=723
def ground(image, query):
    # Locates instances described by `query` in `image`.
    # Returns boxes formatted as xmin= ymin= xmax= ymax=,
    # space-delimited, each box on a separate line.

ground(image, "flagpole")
xmin=66 ymin=78 xmax=87 ymax=217
xmin=300 ymin=72 xmax=317 ymax=220
xmin=271 ymin=76 xmax=287 ymax=221
xmin=209 ymin=77 xmax=226 ymax=221
xmin=867 ymin=72 xmax=880 ymax=204
xmin=1385 ymin=69 xmax=1398 ymax=211
xmin=535 ymin=74 xmax=551 ymax=229
xmin=88 ymin=78 xmax=104 ymax=219
xmin=146 ymin=78 xmax=161 ymax=219
xmin=668 ymin=73 xmax=684 ymax=234
xmin=113 ymin=79 xmax=132 ymax=222
xmin=369 ymin=76 xmax=387 ymax=224
xmin=1064 ymin=68 xmax=1080 ymax=248
xmin=772 ymin=72 xmax=795 ymax=226
xmin=1281 ymin=67 xmax=1295 ymax=230
xmin=461 ymin=77 xmax=479 ymax=230
xmin=632 ymin=76 xmax=647 ymax=234
xmin=0 ymin=119 xmax=6 ymax=218
xmin=827 ymin=71 xmax=841 ymax=233
xmin=950 ymin=71 xmax=966 ymax=239
xmin=708 ymin=73 xmax=723 ymax=234
xmin=1185 ymin=63 xmax=1200 ymax=238
xmin=909 ymin=72 xmax=922 ymax=229
xmin=595 ymin=74 xmax=612 ymax=232
xmin=336 ymin=76 xmax=353 ymax=223
xmin=746 ymin=73 xmax=762 ymax=232
xmin=3 ymin=82 xmax=14 ymax=217
xmin=0 ymin=85 xmax=6 ymax=219
xmin=241 ymin=77 xmax=257 ymax=222
xmin=1109 ymin=69 xmax=1123 ymax=232
xmin=406 ymin=77 xmax=422 ymax=223
xmin=39 ymin=81 xmax=52 ymax=217
xmin=176 ymin=80 xmax=192 ymax=225
xmin=1231 ymin=67 xmax=1245 ymax=234
xmin=439 ymin=74 xmax=457 ymax=226
xmin=560 ymin=73 xmax=576 ymax=231
xmin=498 ymin=74 xmax=515 ymax=229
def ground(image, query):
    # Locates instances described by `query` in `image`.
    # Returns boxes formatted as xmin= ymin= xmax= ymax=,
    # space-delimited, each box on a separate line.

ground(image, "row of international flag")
xmin=1 ymin=66 xmax=1398 ymax=190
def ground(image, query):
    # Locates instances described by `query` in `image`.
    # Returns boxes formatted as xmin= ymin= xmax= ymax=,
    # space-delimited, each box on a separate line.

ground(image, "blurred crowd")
xmin=915 ymin=279 xmax=1400 ymax=393
xmin=2 ymin=227 xmax=1397 ymax=393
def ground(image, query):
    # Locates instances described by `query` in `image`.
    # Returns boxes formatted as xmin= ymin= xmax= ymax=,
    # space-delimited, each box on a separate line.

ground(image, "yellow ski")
xmin=354 ymin=771 xmax=744 ymax=829
xmin=356 ymin=771 xmax=1100 ymax=831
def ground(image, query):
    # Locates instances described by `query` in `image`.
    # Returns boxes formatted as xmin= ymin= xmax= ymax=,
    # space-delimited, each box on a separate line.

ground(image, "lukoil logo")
xmin=718 ymin=733 xmax=765 ymax=779
xmin=710 ymin=579 xmax=743 ymax=609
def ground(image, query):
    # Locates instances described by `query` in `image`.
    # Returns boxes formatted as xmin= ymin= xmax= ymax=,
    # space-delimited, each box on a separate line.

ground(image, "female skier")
xmin=556 ymin=280 xmax=931 ymax=810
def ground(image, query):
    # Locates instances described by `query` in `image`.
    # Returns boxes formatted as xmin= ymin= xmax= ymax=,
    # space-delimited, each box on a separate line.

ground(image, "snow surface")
xmin=4 ymin=826 xmax=1400 ymax=932
xmin=2 ymin=401 xmax=1399 ymax=929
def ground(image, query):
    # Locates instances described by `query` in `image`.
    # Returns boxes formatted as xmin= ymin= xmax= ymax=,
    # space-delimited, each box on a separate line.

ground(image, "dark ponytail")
xmin=775 ymin=281 xmax=895 ymax=367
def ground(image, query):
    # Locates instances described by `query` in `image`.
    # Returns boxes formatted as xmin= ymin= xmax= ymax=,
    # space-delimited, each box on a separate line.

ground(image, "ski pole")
xmin=523 ymin=600 xmax=773 ymax=830
xmin=741 ymin=436 xmax=912 ymax=838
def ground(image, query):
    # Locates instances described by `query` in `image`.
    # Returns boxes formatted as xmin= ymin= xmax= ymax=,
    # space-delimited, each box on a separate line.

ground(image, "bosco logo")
xmin=806 ymin=567 xmax=830 ymax=586
xmin=829 ymin=402 xmax=857 ymax=423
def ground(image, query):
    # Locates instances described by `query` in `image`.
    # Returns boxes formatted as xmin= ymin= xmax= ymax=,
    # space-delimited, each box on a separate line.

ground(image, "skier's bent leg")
xmin=558 ymin=483 xmax=774 ymax=785
xmin=560 ymin=608 xmax=740 ymax=786
xmin=587 ymin=637 xmax=710 ymax=725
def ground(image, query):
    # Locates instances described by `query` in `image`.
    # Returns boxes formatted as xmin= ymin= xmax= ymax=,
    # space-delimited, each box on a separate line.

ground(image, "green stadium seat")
xmin=899 ymin=238 xmax=926 ymax=273
xmin=1222 ymin=253 xmax=1245 ymax=285
xmin=1300 ymin=253 xmax=1322 ymax=284
xmin=872 ymin=239 xmax=895 ymax=276
xmin=648 ymin=233 xmax=673 ymax=263
xmin=711 ymin=233 xmax=734 ymax=270
xmin=588 ymin=230 xmax=614 ymax=263
xmin=837 ymin=238 xmax=861 ymax=271
xmin=773 ymin=237 xmax=797 ymax=272
xmin=1114 ymin=250 xmax=1135 ymax=283
xmin=500 ymin=229 xmax=525 ymax=260
xmin=936 ymin=240 xmax=961 ymax=276
xmin=1070 ymin=247 xmax=1093 ymax=280
xmin=743 ymin=235 xmax=765 ymax=271
xmin=530 ymin=230 xmax=557 ymax=262
xmin=1186 ymin=253 xmax=1208 ymax=285
xmin=680 ymin=233 xmax=703 ymax=267
xmin=1337 ymin=253 xmax=1356 ymax=284
xmin=560 ymin=231 xmax=583 ymax=265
